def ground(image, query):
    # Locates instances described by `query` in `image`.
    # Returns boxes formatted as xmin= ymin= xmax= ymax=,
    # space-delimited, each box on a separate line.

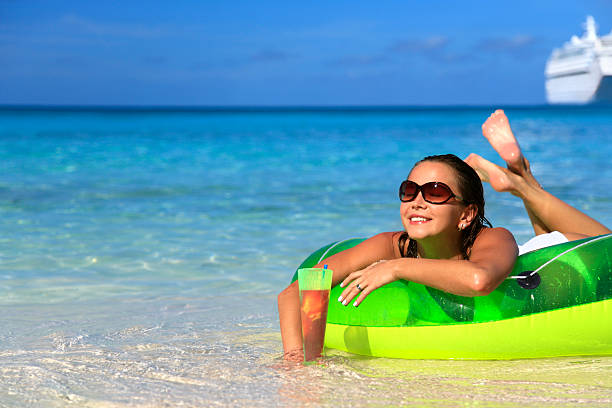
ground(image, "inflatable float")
xmin=291 ymin=234 xmax=612 ymax=359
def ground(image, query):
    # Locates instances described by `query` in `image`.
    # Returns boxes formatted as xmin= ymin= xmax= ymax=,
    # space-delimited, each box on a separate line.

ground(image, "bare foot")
xmin=465 ymin=153 xmax=518 ymax=194
xmin=482 ymin=110 xmax=525 ymax=174
xmin=481 ymin=110 xmax=543 ymax=189
xmin=466 ymin=153 xmax=549 ymax=234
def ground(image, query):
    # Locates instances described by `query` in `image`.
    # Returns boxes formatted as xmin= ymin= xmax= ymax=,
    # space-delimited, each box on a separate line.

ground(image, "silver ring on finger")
xmin=356 ymin=283 xmax=363 ymax=291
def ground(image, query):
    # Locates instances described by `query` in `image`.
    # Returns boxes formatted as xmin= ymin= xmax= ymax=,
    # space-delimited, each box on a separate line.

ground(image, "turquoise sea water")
xmin=1 ymin=106 xmax=611 ymax=407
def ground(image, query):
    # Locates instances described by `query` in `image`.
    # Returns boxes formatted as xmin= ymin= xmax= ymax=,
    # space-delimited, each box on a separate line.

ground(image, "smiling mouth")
xmin=409 ymin=216 xmax=431 ymax=224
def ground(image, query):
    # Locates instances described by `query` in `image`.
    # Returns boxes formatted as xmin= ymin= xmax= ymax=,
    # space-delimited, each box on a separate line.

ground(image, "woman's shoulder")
xmin=478 ymin=226 xmax=515 ymax=238
xmin=361 ymin=231 xmax=406 ymax=258
xmin=473 ymin=226 xmax=517 ymax=250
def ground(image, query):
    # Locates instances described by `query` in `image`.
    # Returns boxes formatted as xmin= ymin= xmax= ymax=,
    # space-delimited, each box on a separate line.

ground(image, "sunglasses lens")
xmin=422 ymin=182 xmax=453 ymax=203
xmin=399 ymin=180 xmax=418 ymax=202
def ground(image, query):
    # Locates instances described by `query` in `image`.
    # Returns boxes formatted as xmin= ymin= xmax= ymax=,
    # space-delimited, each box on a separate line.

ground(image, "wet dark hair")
xmin=398 ymin=154 xmax=492 ymax=259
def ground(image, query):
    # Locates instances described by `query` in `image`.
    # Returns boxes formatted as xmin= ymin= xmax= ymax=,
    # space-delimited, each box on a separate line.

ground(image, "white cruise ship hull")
xmin=545 ymin=72 xmax=603 ymax=104
xmin=546 ymin=56 xmax=612 ymax=104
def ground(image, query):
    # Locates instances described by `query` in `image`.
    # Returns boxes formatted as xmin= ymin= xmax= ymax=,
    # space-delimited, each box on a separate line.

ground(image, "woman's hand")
xmin=337 ymin=260 xmax=397 ymax=307
xmin=283 ymin=349 xmax=304 ymax=362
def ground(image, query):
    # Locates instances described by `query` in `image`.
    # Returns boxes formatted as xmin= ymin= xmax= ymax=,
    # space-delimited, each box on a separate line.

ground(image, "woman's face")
xmin=400 ymin=161 xmax=466 ymax=241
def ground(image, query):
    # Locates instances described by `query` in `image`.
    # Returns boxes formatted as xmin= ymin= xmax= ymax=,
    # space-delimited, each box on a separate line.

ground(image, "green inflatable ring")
xmin=291 ymin=234 xmax=612 ymax=359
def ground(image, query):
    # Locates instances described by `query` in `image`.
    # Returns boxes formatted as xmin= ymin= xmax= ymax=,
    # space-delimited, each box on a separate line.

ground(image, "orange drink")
xmin=297 ymin=267 xmax=333 ymax=362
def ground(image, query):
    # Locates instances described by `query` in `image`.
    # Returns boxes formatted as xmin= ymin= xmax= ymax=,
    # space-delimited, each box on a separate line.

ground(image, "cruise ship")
xmin=545 ymin=16 xmax=612 ymax=104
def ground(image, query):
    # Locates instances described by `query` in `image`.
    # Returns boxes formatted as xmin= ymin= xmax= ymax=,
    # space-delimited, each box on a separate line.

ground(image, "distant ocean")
xmin=1 ymin=106 xmax=611 ymax=407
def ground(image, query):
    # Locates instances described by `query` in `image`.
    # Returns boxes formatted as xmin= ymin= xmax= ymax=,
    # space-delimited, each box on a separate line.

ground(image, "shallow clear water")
xmin=1 ymin=106 xmax=611 ymax=406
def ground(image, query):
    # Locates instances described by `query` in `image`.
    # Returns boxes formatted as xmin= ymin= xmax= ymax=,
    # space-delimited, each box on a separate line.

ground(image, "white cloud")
xmin=477 ymin=35 xmax=537 ymax=52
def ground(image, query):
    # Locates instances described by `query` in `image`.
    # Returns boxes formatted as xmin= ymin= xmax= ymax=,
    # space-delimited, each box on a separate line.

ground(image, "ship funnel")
xmin=584 ymin=15 xmax=598 ymax=41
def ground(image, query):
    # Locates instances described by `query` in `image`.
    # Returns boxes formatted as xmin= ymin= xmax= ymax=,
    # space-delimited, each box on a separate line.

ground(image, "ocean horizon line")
xmin=1 ymin=103 xmax=611 ymax=114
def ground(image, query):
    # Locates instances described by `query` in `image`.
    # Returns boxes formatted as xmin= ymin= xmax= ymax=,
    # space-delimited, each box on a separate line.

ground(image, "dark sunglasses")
xmin=399 ymin=180 xmax=464 ymax=204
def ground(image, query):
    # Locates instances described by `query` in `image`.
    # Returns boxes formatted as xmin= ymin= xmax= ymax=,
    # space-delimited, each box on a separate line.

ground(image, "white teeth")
xmin=411 ymin=217 xmax=428 ymax=222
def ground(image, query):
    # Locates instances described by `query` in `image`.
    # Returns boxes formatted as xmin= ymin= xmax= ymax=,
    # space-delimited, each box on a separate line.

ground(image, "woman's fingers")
xmin=339 ymin=270 xmax=359 ymax=288
xmin=338 ymin=270 xmax=361 ymax=303
xmin=338 ymin=268 xmax=372 ymax=305
xmin=338 ymin=279 xmax=373 ymax=307
xmin=283 ymin=349 xmax=304 ymax=362
xmin=338 ymin=260 xmax=389 ymax=306
xmin=353 ymin=285 xmax=373 ymax=307
xmin=336 ymin=260 xmax=394 ymax=307
xmin=338 ymin=280 xmax=361 ymax=305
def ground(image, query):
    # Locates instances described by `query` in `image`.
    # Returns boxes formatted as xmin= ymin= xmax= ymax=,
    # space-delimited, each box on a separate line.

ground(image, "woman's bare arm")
xmin=339 ymin=228 xmax=518 ymax=306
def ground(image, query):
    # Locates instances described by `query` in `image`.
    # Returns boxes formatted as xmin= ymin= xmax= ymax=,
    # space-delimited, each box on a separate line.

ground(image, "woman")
xmin=278 ymin=109 xmax=611 ymax=362
xmin=278 ymin=153 xmax=517 ymax=362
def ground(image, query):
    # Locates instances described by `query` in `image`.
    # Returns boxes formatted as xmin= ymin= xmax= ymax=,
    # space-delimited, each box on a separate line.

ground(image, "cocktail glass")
xmin=297 ymin=267 xmax=333 ymax=362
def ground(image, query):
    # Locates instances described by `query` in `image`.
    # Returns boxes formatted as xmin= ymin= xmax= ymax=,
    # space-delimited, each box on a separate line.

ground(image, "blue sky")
xmin=2 ymin=1 xmax=612 ymax=106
